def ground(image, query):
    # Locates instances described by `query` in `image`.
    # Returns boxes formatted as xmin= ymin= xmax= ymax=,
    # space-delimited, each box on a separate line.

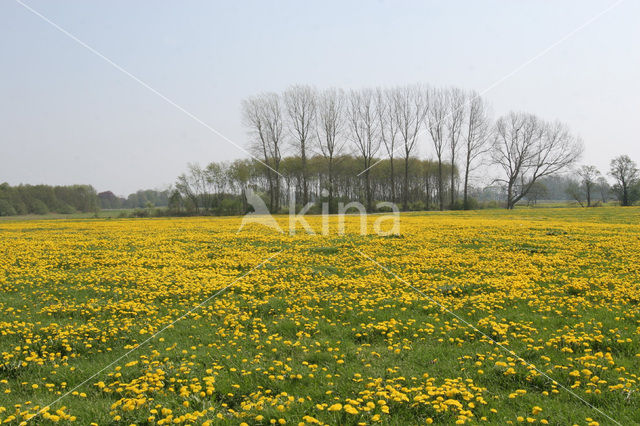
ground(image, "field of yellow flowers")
xmin=1 ymin=207 xmax=639 ymax=425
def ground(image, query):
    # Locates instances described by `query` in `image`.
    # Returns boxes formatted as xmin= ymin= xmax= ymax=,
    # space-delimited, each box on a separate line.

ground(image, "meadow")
xmin=0 ymin=207 xmax=639 ymax=425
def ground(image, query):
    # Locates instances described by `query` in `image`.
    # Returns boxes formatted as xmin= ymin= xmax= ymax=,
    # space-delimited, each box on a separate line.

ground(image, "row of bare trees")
xmin=241 ymin=84 xmax=583 ymax=211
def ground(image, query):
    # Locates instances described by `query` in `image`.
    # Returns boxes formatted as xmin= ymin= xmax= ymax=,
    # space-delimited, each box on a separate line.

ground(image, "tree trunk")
xmin=267 ymin=170 xmax=274 ymax=211
xmin=507 ymin=181 xmax=514 ymax=210
xmin=403 ymin=157 xmax=409 ymax=211
xmin=425 ymin=174 xmax=430 ymax=210
xmin=241 ymin=186 xmax=247 ymax=213
xmin=328 ymin=156 xmax=334 ymax=214
xmin=463 ymin=155 xmax=471 ymax=210
xmin=302 ymin=148 xmax=308 ymax=206
xmin=274 ymin=171 xmax=281 ymax=212
xmin=389 ymin=156 xmax=395 ymax=204
xmin=365 ymin=165 xmax=372 ymax=212
xmin=437 ymin=159 xmax=444 ymax=211
xmin=450 ymin=158 xmax=455 ymax=208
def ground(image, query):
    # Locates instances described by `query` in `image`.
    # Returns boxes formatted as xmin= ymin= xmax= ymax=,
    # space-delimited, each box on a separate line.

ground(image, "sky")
xmin=1 ymin=0 xmax=639 ymax=195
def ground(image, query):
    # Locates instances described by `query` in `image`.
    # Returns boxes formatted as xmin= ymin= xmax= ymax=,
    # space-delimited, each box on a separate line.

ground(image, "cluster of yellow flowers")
xmin=0 ymin=208 xmax=639 ymax=424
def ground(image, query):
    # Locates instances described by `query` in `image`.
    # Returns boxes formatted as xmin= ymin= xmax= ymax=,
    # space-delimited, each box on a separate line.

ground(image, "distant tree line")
xmin=0 ymin=183 xmax=98 ymax=216
xmin=168 ymin=152 xmax=640 ymax=216
xmin=169 ymin=156 xmax=456 ymax=215
xmin=563 ymin=155 xmax=640 ymax=207
xmin=98 ymin=189 xmax=170 ymax=210
xmin=0 ymin=184 xmax=174 ymax=217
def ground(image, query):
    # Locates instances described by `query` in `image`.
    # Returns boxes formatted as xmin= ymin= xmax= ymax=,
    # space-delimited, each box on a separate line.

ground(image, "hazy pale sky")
xmin=1 ymin=0 xmax=639 ymax=195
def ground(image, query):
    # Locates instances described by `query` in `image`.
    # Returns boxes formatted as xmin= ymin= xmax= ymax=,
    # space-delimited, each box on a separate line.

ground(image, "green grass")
xmin=0 ymin=209 xmax=135 ymax=221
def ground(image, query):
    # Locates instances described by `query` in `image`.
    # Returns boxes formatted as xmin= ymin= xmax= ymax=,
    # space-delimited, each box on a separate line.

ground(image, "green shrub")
xmin=132 ymin=208 xmax=149 ymax=218
xmin=483 ymin=200 xmax=501 ymax=209
xmin=463 ymin=197 xmax=480 ymax=210
xmin=408 ymin=201 xmax=426 ymax=211
xmin=31 ymin=200 xmax=49 ymax=215
xmin=450 ymin=199 xmax=465 ymax=210
xmin=0 ymin=199 xmax=17 ymax=216
xmin=56 ymin=203 xmax=76 ymax=214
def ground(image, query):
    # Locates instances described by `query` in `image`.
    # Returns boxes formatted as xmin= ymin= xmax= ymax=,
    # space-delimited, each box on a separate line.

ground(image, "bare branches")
xmin=393 ymin=84 xmax=427 ymax=209
xmin=316 ymin=88 xmax=345 ymax=211
xmin=425 ymin=88 xmax=448 ymax=210
xmin=347 ymin=88 xmax=381 ymax=211
xmin=284 ymin=85 xmax=317 ymax=205
xmin=446 ymin=87 xmax=466 ymax=206
xmin=609 ymin=155 xmax=639 ymax=206
xmin=316 ymin=88 xmax=346 ymax=161
xmin=492 ymin=112 xmax=582 ymax=208
xmin=464 ymin=93 xmax=492 ymax=169
xmin=241 ymin=83 xmax=591 ymax=211
xmin=376 ymin=88 xmax=399 ymax=202
xmin=577 ymin=165 xmax=600 ymax=206
xmin=462 ymin=92 xmax=492 ymax=209
xmin=241 ymin=93 xmax=285 ymax=210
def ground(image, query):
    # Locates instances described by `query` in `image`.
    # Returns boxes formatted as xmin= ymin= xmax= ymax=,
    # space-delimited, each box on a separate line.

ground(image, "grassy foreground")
xmin=0 ymin=207 xmax=639 ymax=425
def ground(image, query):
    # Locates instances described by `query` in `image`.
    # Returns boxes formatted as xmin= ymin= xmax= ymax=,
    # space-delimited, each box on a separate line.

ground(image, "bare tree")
xmin=377 ymin=88 xmax=399 ymax=203
xmin=242 ymin=93 xmax=284 ymax=211
xmin=492 ymin=112 xmax=582 ymax=209
xmin=525 ymin=181 xmax=548 ymax=206
xmin=284 ymin=85 xmax=316 ymax=205
xmin=175 ymin=165 xmax=201 ymax=213
xmin=609 ymin=155 xmax=639 ymax=206
xmin=577 ymin=165 xmax=600 ymax=207
xmin=423 ymin=157 xmax=433 ymax=209
xmin=462 ymin=92 xmax=491 ymax=209
xmin=242 ymin=95 xmax=272 ymax=209
xmin=192 ymin=163 xmax=214 ymax=211
xmin=263 ymin=94 xmax=285 ymax=210
xmin=425 ymin=88 xmax=447 ymax=210
xmin=394 ymin=84 xmax=427 ymax=210
xmin=565 ymin=178 xmax=585 ymax=207
xmin=316 ymin=88 xmax=346 ymax=213
xmin=595 ymin=176 xmax=610 ymax=203
xmin=205 ymin=162 xmax=227 ymax=206
xmin=445 ymin=87 xmax=466 ymax=207
xmin=347 ymin=88 xmax=381 ymax=211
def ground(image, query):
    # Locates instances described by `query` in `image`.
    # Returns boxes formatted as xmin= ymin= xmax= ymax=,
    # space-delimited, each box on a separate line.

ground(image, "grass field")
xmin=0 ymin=209 xmax=133 ymax=222
xmin=1 ymin=207 xmax=639 ymax=425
